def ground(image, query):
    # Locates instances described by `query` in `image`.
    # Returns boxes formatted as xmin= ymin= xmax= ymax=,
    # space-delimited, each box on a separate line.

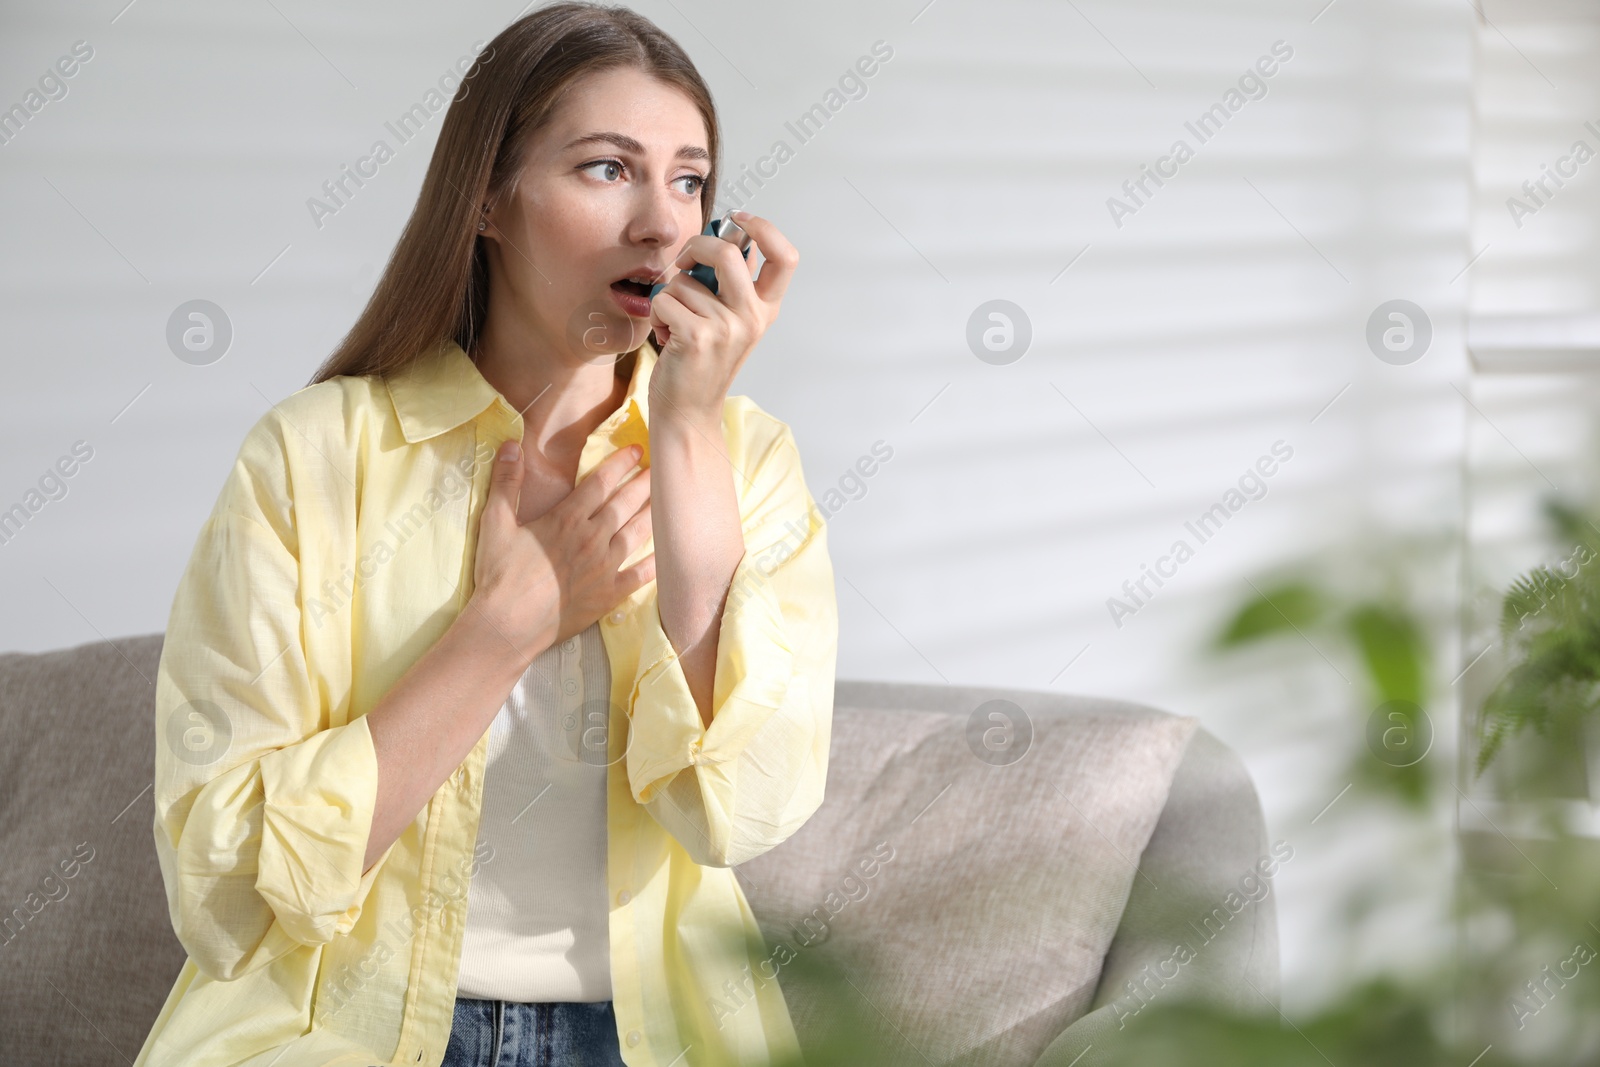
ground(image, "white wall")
xmin=1 ymin=0 xmax=1482 ymax=1016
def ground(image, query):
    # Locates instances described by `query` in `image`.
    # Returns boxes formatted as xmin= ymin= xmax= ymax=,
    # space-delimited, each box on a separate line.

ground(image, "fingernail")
xmin=501 ymin=441 xmax=520 ymax=462
xmin=732 ymin=210 xmax=751 ymax=221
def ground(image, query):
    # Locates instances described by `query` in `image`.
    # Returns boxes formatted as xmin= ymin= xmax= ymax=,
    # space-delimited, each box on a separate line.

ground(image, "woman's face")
xmin=482 ymin=65 xmax=710 ymax=363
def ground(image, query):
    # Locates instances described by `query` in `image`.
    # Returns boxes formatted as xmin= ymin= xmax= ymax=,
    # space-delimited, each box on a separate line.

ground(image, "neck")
xmin=470 ymin=305 xmax=634 ymax=462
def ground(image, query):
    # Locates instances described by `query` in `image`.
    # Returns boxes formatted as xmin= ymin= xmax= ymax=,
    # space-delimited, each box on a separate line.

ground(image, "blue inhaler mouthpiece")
xmin=648 ymin=210 xmax=753 ymax=300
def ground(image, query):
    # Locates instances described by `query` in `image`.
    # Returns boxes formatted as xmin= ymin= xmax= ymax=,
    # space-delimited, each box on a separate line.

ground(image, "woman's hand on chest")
xmin=467 ymin=439 xmax=656 ymax=667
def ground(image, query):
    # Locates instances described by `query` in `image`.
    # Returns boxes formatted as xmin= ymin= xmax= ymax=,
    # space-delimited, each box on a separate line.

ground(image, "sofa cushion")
xmin=1031 ymin=726 xmax=1280 ymax=1065
xmin=0 ymin=633 xmax=185 ymax=1067
xmin=734 ymin=681 xmax=1199 ymax=1067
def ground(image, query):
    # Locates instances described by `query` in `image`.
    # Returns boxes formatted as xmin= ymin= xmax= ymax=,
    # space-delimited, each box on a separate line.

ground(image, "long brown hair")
xmin=306 ymin=2 xmax=719 ymax=386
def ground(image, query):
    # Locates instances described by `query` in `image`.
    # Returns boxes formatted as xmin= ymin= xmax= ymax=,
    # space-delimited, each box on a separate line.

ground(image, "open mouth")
xmin=608 ymin=273 xmax=659 ymax=319
xmin=610 ymin=278 xmax=653 ymax=297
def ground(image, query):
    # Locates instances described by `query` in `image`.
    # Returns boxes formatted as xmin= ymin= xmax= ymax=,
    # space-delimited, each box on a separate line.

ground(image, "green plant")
xmin=1211 ymin=572 xmax=1435 ymax=808
xmin=1476 ymin=498 xmax=1600 ymax=777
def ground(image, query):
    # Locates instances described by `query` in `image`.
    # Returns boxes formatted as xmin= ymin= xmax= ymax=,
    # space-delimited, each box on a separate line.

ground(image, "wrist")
xmin=651 ymin=399 xmax=723 ymax=440
xmin=450 ymin=595 xmax=549 ymax=685
xmin=650 ymin=412 xmax=725 ymax=460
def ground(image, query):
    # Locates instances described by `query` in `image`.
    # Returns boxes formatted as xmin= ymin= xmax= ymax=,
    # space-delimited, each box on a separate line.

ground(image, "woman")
xmin=134 ymin=4 xmax=839 ymax=1066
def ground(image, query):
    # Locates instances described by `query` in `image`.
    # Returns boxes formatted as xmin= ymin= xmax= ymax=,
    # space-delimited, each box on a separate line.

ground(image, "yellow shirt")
xmin=135 ymin=337 xmax=839 ymax=1067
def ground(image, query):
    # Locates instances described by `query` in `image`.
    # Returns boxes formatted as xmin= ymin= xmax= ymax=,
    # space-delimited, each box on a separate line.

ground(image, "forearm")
xmin=649 ymin=409 xmax=745 ymax=729
xmin=360 ymin=602 xmax=535 ymax=872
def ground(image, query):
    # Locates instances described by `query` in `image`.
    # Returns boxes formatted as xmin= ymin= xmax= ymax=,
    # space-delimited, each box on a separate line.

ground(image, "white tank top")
xmin=455 ymin=620 xmax=613 ymax=1002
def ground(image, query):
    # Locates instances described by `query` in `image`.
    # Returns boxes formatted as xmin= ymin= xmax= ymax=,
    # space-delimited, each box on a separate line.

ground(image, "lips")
xmin=608 ymin=279 xmax=654 ymax=318
xmin=611 ymin=264 xmax=669 ymax=289
xmin=608 ymin=265 xmax=670 ymax=318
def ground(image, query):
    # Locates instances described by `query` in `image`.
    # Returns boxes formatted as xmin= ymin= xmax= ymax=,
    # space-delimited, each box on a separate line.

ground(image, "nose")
xmin=624 ymin=182 xmax=685 ymax=254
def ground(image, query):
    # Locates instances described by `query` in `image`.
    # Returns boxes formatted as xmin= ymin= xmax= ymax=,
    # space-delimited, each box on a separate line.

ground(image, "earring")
xmin=478 ymin=220 xmax=487 ymax=231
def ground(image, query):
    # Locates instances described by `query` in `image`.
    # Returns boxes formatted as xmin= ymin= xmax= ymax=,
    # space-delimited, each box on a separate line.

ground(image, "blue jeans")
xmin=440 ymin=996 xmax=626 ymax=1067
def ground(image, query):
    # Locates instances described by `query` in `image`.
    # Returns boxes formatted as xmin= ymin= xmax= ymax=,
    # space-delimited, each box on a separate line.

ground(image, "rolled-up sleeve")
xmin=625 ymin=419 xmax=840 ymax=868
xmin=152 ymin=420 xmax=384 ymax=983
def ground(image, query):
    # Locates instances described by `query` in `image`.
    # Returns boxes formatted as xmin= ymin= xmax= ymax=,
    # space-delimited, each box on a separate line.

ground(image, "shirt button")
xmin=618 ymin=889 xmax=631 ymax=905
xmin=564 ymin=678 xmax=578 ymax=694
xmin=562 ymin=638 xmax=577 ymax=652
xmin=607 ymin=610 xmax=626 ymax=625
xmin=626 ymin=1030 xmax=641 ymax=1047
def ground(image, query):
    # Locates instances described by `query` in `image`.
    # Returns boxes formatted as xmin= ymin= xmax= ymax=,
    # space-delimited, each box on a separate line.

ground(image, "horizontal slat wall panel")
xmin=0 ymin=0 xmax=1473 ymax=1015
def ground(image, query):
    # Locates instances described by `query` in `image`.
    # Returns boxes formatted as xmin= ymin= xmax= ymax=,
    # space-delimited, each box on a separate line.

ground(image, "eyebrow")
xmin=562 ymin=131 xmax=709 ymax=162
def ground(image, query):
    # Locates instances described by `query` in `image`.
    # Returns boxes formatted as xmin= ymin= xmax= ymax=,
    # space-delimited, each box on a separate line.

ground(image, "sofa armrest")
xmin=1030 ymin=727 xmax=1280 ymax=1065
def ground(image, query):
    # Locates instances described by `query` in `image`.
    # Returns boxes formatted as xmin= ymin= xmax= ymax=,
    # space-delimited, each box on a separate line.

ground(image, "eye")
xmin=580 ymin=159 xmax=625 ymax=182
xmin=675 ymin=174 xmax=706 ymax=197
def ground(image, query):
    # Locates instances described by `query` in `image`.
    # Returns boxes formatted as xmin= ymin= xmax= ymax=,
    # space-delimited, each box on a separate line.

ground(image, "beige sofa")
xmin=0 ymin=633 xmax=1277 ymax=1066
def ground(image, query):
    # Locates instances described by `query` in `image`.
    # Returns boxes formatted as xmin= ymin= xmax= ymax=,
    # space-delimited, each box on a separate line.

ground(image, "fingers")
xmin=648 ymin=269 xmax=737 ymax=350
xmin=572 ymin=443 xmax=645 ymax=519
xmin=486 ymin=439 xmax=524 ymax=525
xmin=673 ymin=233 xmax=757 ymax=315
xmin=730 ymin=213 xmax=797 ymax=306
xmin=617 ymin=550 xmax=656 ymax=594
xmin=648 ymin=287 xmax=688 ymax=347
xmin=611 ymin=500 xmax=652 ymax=564
xmin=598 ymin=464 xmax=651 ymax=524
xmin=659 ymin=268 xmax=723 ymax=317
xmin=647 ymin=261 xmax=686 ymax=341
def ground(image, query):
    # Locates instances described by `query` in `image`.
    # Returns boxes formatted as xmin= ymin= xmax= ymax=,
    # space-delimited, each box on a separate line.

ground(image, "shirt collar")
xmin=385 ymin=336 xmax=655 ymax=445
